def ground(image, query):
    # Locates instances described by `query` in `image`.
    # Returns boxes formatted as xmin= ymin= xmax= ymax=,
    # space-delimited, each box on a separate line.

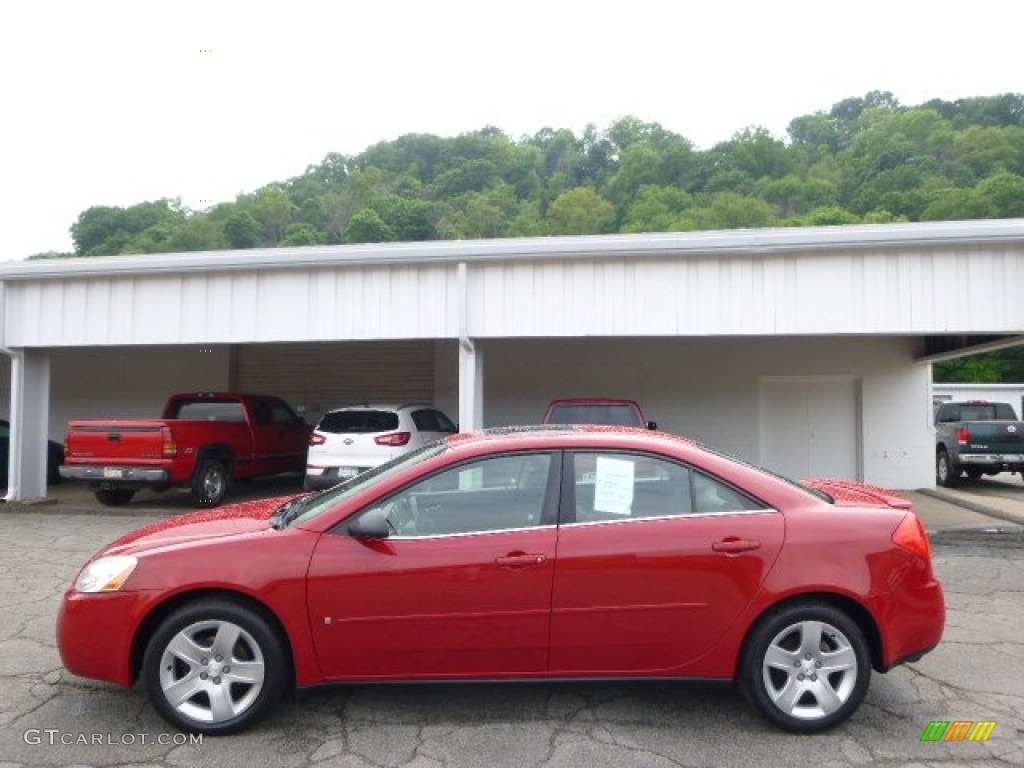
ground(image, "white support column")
xmin=458 ymin=339 xmax=484 ymax=431
xmin=6 ymin=349 xmax=51 ymax=501
xmin=456 ymin=261 xmax=484 ymax=431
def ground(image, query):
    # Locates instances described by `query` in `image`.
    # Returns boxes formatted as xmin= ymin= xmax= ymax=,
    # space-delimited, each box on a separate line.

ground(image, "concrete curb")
xmin=917 ymin=487 xmax=1024 ymax=526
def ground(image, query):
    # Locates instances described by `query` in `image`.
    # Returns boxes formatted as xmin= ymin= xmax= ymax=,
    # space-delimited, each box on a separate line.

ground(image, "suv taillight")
xmin=309 ymin=433 xmax=326 ymax=446
xmin=957 ymin=427 xmax=970 ymax=445
xmin=375 ymin=432 xmax=411 ymax=447
xmin=161 ymin=427 xmax=178 ymax=458
xmin=893 ymin=512 xmax=932 ymax=560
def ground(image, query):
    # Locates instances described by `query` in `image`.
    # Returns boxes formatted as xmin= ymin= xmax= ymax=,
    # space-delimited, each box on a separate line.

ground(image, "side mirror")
xmin=347 ymin=507 xmax=390 ymax=539
xmin=647 ymin=421 xmax=658 ymax=430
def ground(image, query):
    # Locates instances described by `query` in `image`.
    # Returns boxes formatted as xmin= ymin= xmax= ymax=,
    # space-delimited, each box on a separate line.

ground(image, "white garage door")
xmin=759 ymin=376 xmax=861 ymax=481
xmin=234 ymin=341 xmax=436 ymax=420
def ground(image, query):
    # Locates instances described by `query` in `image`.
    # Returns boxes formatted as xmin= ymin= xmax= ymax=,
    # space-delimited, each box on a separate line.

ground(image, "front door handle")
xmin=495 ymin=553 xmax=547 ymax=568
xmin=712 ymin=538 xmax=761 ymax=554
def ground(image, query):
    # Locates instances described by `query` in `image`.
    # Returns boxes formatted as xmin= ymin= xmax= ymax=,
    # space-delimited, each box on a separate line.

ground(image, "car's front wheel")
xmin=740 ymin=602 xmax=870 ymax=732
xmin=142 ymin=599 xmax=287 ymax=735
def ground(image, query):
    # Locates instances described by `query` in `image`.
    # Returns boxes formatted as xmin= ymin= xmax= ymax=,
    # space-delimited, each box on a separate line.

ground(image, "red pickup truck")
xmin=543 ymin=398 xmax=657 ymax=430
xmin=60 ymin=392 xmax=311 ymax=507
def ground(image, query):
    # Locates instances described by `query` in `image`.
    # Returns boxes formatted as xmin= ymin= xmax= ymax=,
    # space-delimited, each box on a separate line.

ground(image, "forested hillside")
xmin=34 ymin=91 xmax=1024 ymax=260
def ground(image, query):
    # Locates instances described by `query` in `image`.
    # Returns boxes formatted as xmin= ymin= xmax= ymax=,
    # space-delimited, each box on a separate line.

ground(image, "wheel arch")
xmin=130 ymin=588 xmax=295 ymax=688
xmin=193 ymin=444 xmax=236 ymax=476
xmin=737 ymin=592 xmax=884 ymax=676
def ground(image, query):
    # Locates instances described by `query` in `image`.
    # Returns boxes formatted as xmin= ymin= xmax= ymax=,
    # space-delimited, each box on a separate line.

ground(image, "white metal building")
xmin=3 ymin=219 xmax=1024 ymax=500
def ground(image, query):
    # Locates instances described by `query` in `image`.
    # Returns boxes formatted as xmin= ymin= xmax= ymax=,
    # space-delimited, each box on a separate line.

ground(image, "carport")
xmin=3 ymin=219 xmax=1024 ymax=500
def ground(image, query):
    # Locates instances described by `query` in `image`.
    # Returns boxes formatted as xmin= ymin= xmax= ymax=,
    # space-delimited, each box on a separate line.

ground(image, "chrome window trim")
xmin=564 ymin=508 xmax=780 ymax=529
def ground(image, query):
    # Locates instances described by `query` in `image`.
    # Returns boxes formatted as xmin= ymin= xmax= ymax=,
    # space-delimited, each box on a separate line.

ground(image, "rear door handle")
xmin=712 ymin=538 xmax=761 ymax=554
xmin=495 ymin=553 xmax=547 ymax=568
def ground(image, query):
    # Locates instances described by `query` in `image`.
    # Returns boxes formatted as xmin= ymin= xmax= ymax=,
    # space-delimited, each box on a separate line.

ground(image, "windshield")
xmin=274 ymin=442 xmax=448 ymax=528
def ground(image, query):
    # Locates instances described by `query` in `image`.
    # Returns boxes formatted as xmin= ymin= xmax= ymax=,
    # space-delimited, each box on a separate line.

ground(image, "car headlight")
xmin=75 ymin=555 xmax=138 ymax=593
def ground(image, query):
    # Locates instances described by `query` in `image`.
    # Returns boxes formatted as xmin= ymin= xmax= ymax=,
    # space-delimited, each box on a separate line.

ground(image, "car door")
xmin=248 ymin=397 xmax=310 ymax=475
xmin=549 ymin=451 xmax=785 ymax=674
xmin=307 ymin=451 xmax=560 ymax=679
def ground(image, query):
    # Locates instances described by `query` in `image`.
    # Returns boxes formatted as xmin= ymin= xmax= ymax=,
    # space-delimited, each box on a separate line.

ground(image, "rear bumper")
xmin=60 ymin=465 xmax=170 ymax=484
xmin=958 ymin=454 xmax=1024 ymax=470
xmin=304 ymin=465 xmax=372 ymax=490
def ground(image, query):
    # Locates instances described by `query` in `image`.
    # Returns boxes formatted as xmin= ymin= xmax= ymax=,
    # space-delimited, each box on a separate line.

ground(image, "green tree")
xmin=547 ymin=187 xmax=616 ymax=235
xmin=223 ymin=212 xmax=262 ymax=248
xmin=345 ymin=208 xmax=393 ymax=243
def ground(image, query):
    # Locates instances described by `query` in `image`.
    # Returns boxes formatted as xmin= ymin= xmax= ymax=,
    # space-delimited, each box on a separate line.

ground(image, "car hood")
xmin=100 ymin=495 xmax=301 ymax=557
xmin=804 ymin=479 xmax=912 ymax=509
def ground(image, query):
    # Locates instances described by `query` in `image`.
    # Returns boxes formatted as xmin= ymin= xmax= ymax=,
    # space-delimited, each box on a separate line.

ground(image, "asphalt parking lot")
xmin=1 ymin=477 xmax=1022 ymax=767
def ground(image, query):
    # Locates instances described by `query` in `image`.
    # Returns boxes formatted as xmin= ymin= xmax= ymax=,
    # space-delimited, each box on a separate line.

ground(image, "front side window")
xmin=571 ymin=452 xmax=765 ymax=523
xmin=373 ymin=452 xmax=554 ymax=537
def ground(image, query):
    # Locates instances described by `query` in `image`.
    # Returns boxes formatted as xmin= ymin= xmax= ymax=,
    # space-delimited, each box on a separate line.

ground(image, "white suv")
xmin=305 ymin=404 xmax=458 ymax=490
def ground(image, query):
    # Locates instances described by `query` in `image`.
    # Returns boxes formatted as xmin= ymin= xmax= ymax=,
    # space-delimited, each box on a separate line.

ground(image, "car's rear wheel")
xmin=142 ymin=599 xmax=286 ymax=735
xmin=965 ymin=467 xmax=983 ymax=480
xmin=191 ymin=459 xmax=229 ymax=506
xmin=94 ymin=489 xmax=136 ymax=506
xmin=936 ymin=449 xmax=959 ymax=487
xmin=740 ymin=602 xmax=870 ymax=732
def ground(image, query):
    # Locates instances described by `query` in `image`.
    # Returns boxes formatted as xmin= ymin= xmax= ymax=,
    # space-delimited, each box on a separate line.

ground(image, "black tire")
xmin=94 ymin=489 xmax=136 ymax=506
xmin=47 ymin=455 xmax=62 ymax=485
xmin=936 ymin=449 xmax=959 ymax=488
xmin=142 ymin=598 xmax=287 ymax=735
xmin=965 ymin=467 xmax=983 ymax=480
xmin=191 ymin=459 xmax=229 ymax=507
xmin=739 ymin=602 xmax=871 ymax=733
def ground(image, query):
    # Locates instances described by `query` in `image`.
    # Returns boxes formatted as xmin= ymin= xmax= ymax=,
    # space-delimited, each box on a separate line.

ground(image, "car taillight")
xmin=957 ymin=427 xmax=970 ymax=445
xmin=893 ymin=512 xmax=932 ymax=560
xmin=161 ymin=427 xmax=178 ymax=458
xmin=375 ymin=432 xmax=411 ymax=447
xmin=309 ymin=433 xmax=326 ymax=446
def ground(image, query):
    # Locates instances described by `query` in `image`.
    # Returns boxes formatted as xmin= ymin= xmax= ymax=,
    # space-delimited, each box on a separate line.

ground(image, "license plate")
xmin=103 ymin=468 xmax=124 ymax=479
xmin=336 ymin=468 xmax=359 ymax=479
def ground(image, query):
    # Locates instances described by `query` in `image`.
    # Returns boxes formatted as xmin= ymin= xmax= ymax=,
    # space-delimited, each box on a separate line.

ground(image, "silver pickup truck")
xmin=934 ymin=400 xmax=1024 ymax=486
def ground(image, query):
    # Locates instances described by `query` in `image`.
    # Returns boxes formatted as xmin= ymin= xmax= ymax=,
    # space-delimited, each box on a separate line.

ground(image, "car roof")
xmin=322 ymin=403 xmax=434 ymax=413
xmin=445 ymin=424 xmax=693 ymax=451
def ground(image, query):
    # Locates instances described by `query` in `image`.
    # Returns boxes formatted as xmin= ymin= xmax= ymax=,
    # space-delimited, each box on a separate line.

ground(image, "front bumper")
xmin=56 ymin=589 xmax=154 ymax=688
xmin=60 ymin=465 xmax=169 ymax=484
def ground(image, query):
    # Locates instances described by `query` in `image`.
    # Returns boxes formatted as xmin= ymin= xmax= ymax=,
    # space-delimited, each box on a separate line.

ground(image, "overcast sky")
xmin=3 ymin=0 xmax=1021 ymax=261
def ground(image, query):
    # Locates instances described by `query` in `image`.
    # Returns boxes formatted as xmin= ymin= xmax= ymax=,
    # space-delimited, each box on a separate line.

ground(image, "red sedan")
xmin=57 ymin=427 xmax=944 ymax=735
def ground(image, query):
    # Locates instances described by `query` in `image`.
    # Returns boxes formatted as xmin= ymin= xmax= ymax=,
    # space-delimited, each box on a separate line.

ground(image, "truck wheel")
xmin=965 ymin=468 xmax=983 ymax=480
xmin=192 ymin=459 xmax=229 ymax=507
xmin=94 ymin=489 xmax=136 ymax=506
xmin=142 ymin=598 xmax=287 ymax=734
xmin=936 ymin=449 xmax=959 ymax=487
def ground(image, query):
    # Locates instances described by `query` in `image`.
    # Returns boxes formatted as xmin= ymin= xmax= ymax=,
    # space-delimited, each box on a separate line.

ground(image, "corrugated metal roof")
xmin=3 ymin=219 xmax=1024 ymax=281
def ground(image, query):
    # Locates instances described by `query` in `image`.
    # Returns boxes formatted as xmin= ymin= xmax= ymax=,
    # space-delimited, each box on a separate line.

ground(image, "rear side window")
xmin=411 ymin=409 xmax=458 ymax=433
xmin=317 ymin=410 xmax=399 ymax=434
xmin=571 ymin=451 xmax=766 ymax=523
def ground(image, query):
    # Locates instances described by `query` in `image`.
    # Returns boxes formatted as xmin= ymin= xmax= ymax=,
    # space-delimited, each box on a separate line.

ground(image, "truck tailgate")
xmin=64 ymin=420 xmax=170 ymax=464
xmin=963 ymin=422 xmax=1024 ymax=453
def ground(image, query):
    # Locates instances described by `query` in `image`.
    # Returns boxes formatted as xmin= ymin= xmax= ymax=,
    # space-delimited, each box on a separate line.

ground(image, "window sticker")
xmin=593 ymin=456 xmax=635 ymax=515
